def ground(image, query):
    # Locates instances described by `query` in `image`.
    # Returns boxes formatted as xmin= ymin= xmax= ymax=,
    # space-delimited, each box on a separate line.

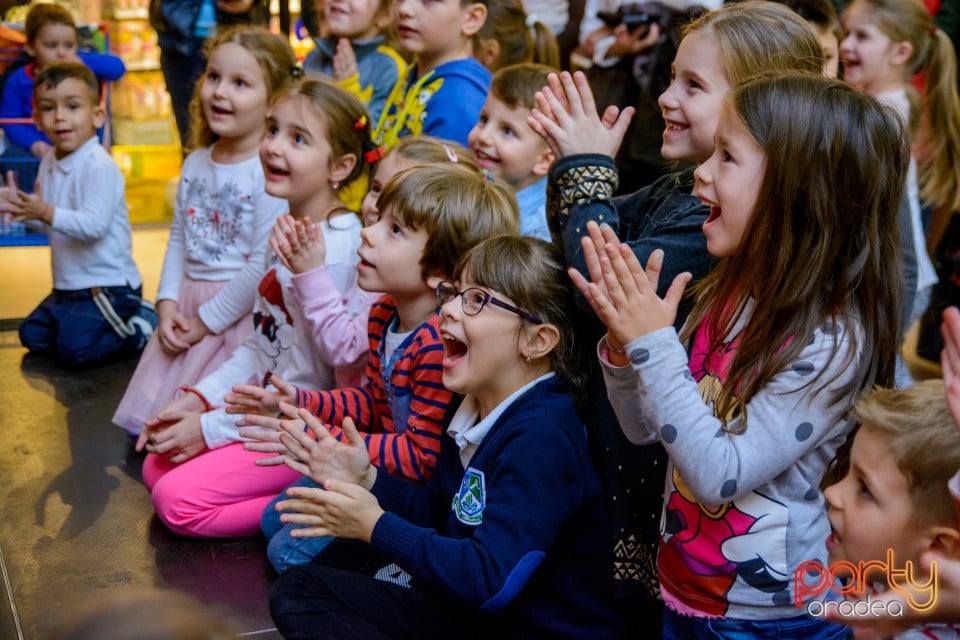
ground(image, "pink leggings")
xmin=143 ymin=443 xmax=302 ymax=538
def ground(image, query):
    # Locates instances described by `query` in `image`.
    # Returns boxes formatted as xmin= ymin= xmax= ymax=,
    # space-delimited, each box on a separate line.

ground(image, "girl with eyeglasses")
xmin=267 ymin=234 xmax=623 ymax=639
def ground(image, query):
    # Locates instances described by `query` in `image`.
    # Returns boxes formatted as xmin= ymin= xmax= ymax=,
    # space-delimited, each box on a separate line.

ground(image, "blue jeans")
xmin=19 ymin=285 xmax=147 ymax=367
xmin=262 ymin=476 xmax=334 ymax=573
xmin=663 ymin=607 xmax=852 ymax=640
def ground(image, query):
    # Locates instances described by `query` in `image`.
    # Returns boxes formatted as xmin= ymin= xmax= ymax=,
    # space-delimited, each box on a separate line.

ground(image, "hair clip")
xmin=931 ymin=25 xmax=938 ymax=37
xmin=481 ymin=169 xmax=496 ymax=183
xmin=364 ymin=145 xmax=385 ymax=164
xmin=525 ymin=13 xmax=539 ymax=28
xmin=442 ymin=143 xmax=459 ymax=163
xmin=354 ymin=114 xmax=368 ymax=130
xmin=291 ymin=64 xmax=304 ymax=79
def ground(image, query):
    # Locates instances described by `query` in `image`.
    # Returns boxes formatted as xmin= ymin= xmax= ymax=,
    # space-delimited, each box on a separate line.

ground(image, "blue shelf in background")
xmin=0 ymin=223 xmax=47 ymax=247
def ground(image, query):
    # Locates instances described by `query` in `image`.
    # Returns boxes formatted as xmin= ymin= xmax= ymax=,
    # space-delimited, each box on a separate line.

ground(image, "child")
xmin=528 ymin=1 xmax=826 ymax=629
xmin=823 ymin=380 xmax=960 ymax=640
xmin=374 ymin=0 xmax=491 ymax=149
xmin=472 ymin=0 xmax=560 ymax=72
xmin=840 ymin=0 xmax=960 ymax=347
xmin=775 ymin=0 xmax=843 ymax=78
xmin=577 ymin=72 xmax=904 ymax=636
xmin=232 ymin=161 xmax=519 ymax=570
xmin=135 ymin=78 xmax=377 ymax=538
xmin=267 ymin=235 xmax=623 ymax=639
xmin=468 ymin=63 xmax=556 ymax=242
xmin=112 ymin=26 xmax=296 ymax=437
xmin=0 ymin=3 xmax=125 ymax=159
xmin=0 ymin=62 xmax=151 ymax=368
xmin=302 ymin=0 xmax=406 ymax=127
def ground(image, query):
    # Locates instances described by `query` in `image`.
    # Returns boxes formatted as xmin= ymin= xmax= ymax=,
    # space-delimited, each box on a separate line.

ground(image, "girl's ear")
xmin=927 ymin=525 xmax=960 ymax=560
xmin=522 ymin=322 xmax=560 ymax=361
xmin=460 ymin=3 xmax=488 ymax=38
xmin=890 ymin=40 xmax=913 ymax=67
xmin=330 ymin=153 xmax=358 ymax=185
xmin=475 ymin=38 xmax=500 ymax=70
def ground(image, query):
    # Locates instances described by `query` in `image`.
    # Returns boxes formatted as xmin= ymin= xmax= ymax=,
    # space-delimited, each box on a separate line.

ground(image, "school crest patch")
xmin=452 ymin=468 xmax=485 ymax=525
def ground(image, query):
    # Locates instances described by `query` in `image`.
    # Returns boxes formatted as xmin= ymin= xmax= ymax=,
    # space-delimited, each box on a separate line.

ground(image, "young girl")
xmin=254 ymin=136 xmax=481 ymax=572
xmin=472 ymin=0 xmax=560 ymax=72
xmin=528 ymin=1 xmax=826 ymax=629
xmin=302 ymin=0 xmax=406 ymax=127
xmin=840 ymin=0 xmax=960 ymax=358
xmin=266 ymin=235 xmax=624 ymax=639
xmin=374 ymin=0 xmax=491 ymax=149
xmin=112 ymin=27 xmax=296 ymax=437
xmin=575 ymin=72 xmax=905 ymax=636
xmin=135 ymin=78 xmax=377 ymax=538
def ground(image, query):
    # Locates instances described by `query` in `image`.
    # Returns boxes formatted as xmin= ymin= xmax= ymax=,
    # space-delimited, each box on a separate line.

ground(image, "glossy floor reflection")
xmin=0 ymin=332 xmax=280 ymax=639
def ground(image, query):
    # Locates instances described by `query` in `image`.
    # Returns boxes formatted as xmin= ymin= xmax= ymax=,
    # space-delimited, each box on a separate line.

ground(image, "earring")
xmin=331 ymin=180 xmax=340 ymax=190
xmin=525 ymin=354 xmax=532 ymax=363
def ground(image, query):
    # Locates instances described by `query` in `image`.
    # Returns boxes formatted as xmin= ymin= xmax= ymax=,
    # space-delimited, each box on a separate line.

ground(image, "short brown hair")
xmin=34 ymin=61 xmax=99 ymax=104
xmin=853 ymin=380 xmax=960 ymax=527
xmin=25 ymin=3 xmax=76 ymax=45
xmin=377 ymin=163 xmax=519 ymax=281
xmin=490 ymin=63 xmax=556 ymax=111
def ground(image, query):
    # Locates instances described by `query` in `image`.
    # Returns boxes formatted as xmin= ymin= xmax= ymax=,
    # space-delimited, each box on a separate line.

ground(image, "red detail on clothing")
xmin=257 ymin=269 xmax=293 ymax=325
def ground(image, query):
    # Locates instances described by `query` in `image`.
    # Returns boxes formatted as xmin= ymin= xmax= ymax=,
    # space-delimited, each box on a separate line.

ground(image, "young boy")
xmin=0 ymin=3 xmax=125 ymax=159
xmin=468 ymin=63 xmax=555 ymax=242
xmin=0 ymin=63 xmax=153 ymax=368
xmin=822 ymin=380 xmax=960 ymax=639
xmin=374 ymin=0 xmax=490 ymax=148
xmin=135 ymin=163 xmax=519 ymax=547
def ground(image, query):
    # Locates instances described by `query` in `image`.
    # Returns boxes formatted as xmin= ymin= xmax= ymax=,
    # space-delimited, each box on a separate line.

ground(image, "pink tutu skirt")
xmin=112 ymin=278 xmax=253 ymax=436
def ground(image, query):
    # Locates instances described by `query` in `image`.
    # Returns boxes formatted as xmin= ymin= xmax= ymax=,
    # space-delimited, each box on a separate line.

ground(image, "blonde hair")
xmin=377 ymin=163 xmax=519 ymax=281
xmin=854 ymin=0 xmax=960 ymax=214
xmin=853 ymin=380 xmax=960 ymax=527
xmin=387 ymin=136 xmax=480 ymax=172
xmin=490 ymin=63 xmax=556 ymax=111
xmin=187 ymin=26 xmax=298 ymax=152
xmin=683 ymin=0 xmax=825 ymax=85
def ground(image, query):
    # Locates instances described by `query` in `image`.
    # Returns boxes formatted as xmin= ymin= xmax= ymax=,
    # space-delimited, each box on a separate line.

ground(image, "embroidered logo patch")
xmin=452 ymin=468 xmax=485 ymax=525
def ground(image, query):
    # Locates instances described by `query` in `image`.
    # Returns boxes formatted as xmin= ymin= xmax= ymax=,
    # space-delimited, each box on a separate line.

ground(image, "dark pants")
xmin=19 ymin=285 xmax=145 ymax=367
xmin=269 ymin=541 xmax=488 ymax=640
xmin=159 ymin=48 xmax=207 ymax=149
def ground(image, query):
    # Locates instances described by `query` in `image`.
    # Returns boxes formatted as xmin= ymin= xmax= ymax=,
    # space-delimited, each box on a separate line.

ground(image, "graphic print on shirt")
xmin=181 ymin=177 xmax=248 ymax=262
xmin=252 ymin=265 xmax=294 ymax=371
xmin=453 ymin=468 xmax=485 ymax=525
xmin=658 ymin=321 xmax=790 ymax=615
xmin=376 ymin=72 xmax=443 ymax=146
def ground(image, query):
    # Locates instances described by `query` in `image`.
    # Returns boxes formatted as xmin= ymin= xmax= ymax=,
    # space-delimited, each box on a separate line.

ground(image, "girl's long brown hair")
xmin=681 ymin=73 xmax=907 ymax=431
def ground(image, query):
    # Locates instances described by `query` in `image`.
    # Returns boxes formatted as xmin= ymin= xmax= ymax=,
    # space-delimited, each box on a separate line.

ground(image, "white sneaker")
xmin=126 ymin=314 xmax=155 ymax=349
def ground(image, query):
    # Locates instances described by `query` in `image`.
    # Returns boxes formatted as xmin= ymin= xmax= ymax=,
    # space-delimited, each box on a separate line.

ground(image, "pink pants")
xmin=143 ymin=443 xmax=302 ymax=538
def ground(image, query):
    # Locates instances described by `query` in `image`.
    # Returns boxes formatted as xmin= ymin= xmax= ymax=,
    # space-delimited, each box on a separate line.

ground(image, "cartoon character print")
xmin=658 ymin=317 xmax=790 ymax=615
xmin=375 ymin=72 xmax=444 ymax=148
xmin=180 ymin=177 xmax=249 ymax=263
xmin=252 ymin=257 xmax=295 ymax=371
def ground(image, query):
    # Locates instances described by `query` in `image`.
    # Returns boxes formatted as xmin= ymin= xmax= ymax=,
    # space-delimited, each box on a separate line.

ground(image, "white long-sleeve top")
xmin=194 ymin=213 xmax=371 ymax=448
xmin=38 ymin=136 xmax=142 ymax=291
xmin=156 ymin=146 xmax=287 ymax=334
xmin=601 ymin=307 xmax=860 ymax=620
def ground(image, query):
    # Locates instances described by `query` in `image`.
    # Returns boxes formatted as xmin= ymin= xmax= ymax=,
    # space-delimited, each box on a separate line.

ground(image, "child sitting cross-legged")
xmin=230 ymin=161 xmax=519 ymax=569
xmin=822 ymin=380 xmax=960 ymax=640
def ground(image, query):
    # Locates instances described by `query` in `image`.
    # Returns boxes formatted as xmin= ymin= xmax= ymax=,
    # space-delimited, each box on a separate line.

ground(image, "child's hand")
xmin=225 ymin=373 xmax=297 ymax=418
xmin=155 ymin=299 xmax=192 ymax=353
xmin=275 ymin=479 xmax=384 ymax=543
xmin=270 ymin=214 xmax=327 ymax=274
xmin=140 ymin=410 xmax=207 ymax=464
xmin=280 ymin=411 xmax=376 ymax=490
xmin=607 ymin=21 xmax=660 ymax=59
xmin=528 ymin=71 xmax=634 ymax=160
xmin=30 ymin=140 xmax=52 ymax=159
xmin=12 ymin=183 xmax=53 ymax=224
xmin=569 ymin=220 xmax=691 ymax=347
xmin=239 ymin=411 xmax=290 ymax=464
xmin=176 ymin=316 xmax=212 ymax=346
xmin=137 ymin=392 xmax=207 ymax=451
xmin=332 ymin=38 xmax=358 ymax=82
xmin=942 ymin=306 xmax=960 ymax=429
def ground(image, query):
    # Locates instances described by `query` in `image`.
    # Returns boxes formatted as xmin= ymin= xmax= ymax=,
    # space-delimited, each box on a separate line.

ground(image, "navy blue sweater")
xmin=369 ymin=377 xmax=622 ymax=638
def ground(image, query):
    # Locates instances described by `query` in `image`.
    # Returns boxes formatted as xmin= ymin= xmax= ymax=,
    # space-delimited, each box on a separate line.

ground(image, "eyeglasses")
xmin=436 ymin=281 xmax=542 ymax=324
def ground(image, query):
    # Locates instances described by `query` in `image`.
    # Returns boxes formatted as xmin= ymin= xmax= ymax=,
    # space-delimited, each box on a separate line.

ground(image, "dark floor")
xmin=0 ymin=331 xmax=282 ymax=639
